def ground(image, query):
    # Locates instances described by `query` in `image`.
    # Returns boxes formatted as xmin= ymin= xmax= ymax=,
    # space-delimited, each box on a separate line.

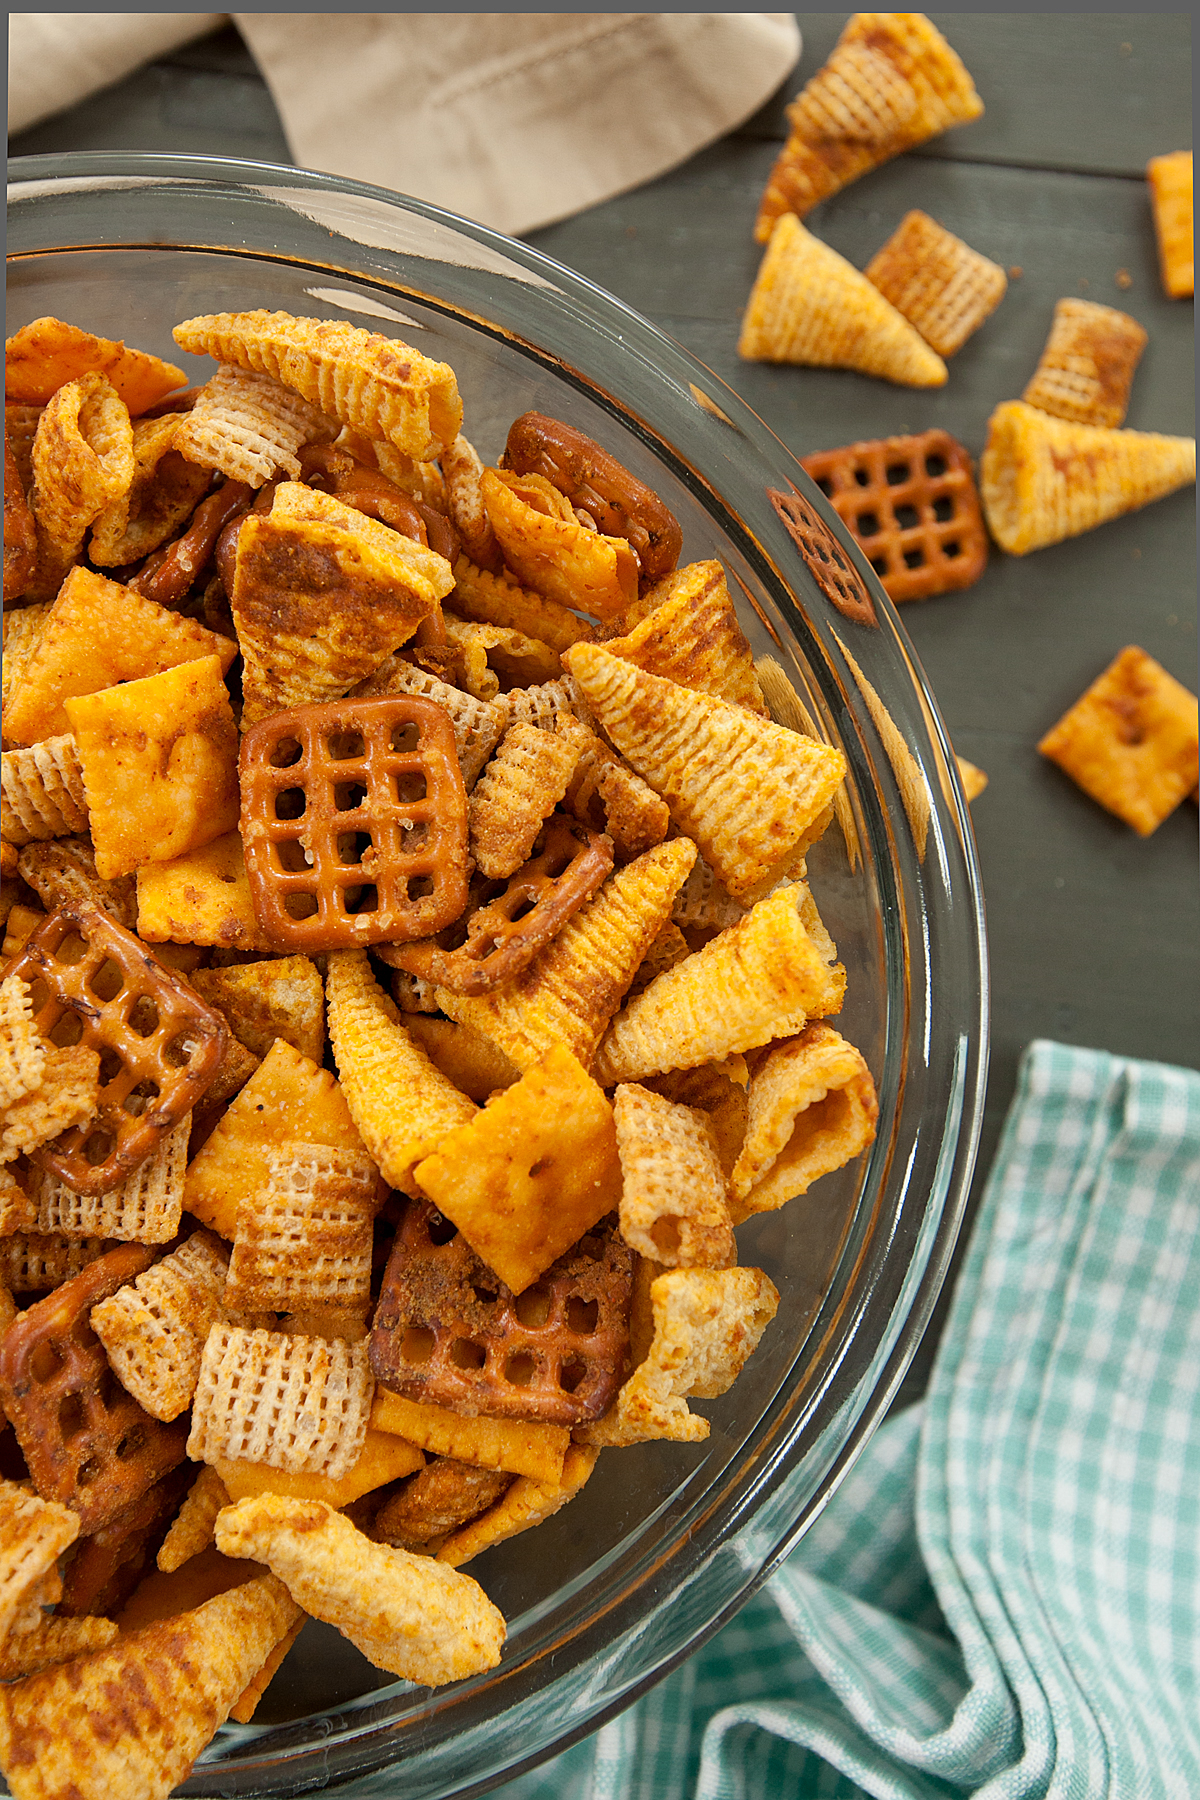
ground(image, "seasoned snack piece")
xmin=3 ymin=433 xmax=38 ymax=604
xmin=215 ymin=1493 xmax=505 ymax=1685
xmin=1 ymin=605 xmax=49 ymax=721
xmin=754 ymin=12 xmax=983 ymax=240
xmin=402 ymin=1017 xmax=520 ymax=1102
xmin=612 ymin=1083 xmax=735 ymax=1268
xmin=451 ymin=554 xmax=593 ymax=653
xmin=135 ymin=829 xmax=269 ymax=952
xmin=594 ymin=883 xmax=844 ymax=1085
xmin=0 ymin=1573 xmax=300 ymax=1800
xmin=229 ymin=1612 xmax=307 ymax=1723
xmin=468 ymin=721 xmax=582 ymax=880
xmin=436 ymin=837 xmax=697 ymax=1073
xmin=482 ymin=468 xmax=639 ymax=619
xmin=0 ymin=975 xmax=45 ymax=1111
xmin=231 ymin=482 xmax=454 ymax=725
xmin=374 ymin=1458 xmax=514 ymax=1552
xmin=957 ymin=757 xmax=988 ymax=803
xmin=225 ymin=1142 xmax=377 ymax=1313
xmin=0 ymin=1233 xmax=112 ymax=1295
xmin=185 ymin=1038 xmax=370 ymax=1239
xmin=864 ymin=210 xmax=1006 ymax=357
xmin=604 ymin=561 xmax=768 ymax=716
xmin=579 ymin=1266 xmax=779 ymax=1447
xmin=173 ymin=310 xmax=463 ymax=460
xmin=767 ymin=484 xmax=877 ymax=628
xmin=646 ymin=1062 xmax=750 ymax=1185
xmin=28 ymin=373 xmax=134 ymax=565
xmin=4 ymin=316 xmax=186 ymax=414
xmin=0 ymin=1243 xmax=190 ymax=1532
xmin=372 ymin=1389 xmax=568 ymax=1483
xmin=217 ymin=1425 xmax=423 ymax=1509
xmin=558 ymin=716 xmax=671 ymax=861
xmin=628 ymin=920 xmax=690 ymax=997
xmin=0 ymin=1481 xmax=79 ymax=1638
xmin=173 ymin=363 xmax=337 ymax=486
xmin=799 ymin=428 xmax=988 ymax=603
xmin=443 ymin=611 xmax=562 ymax=696
xmin=0 ymin=1614 xmax=119 ymax=1683
xmin=90 ymin=1229 xmax=229 ymax=1423
xmin=437 ymin=1443 xmax=598 ymax=1567
xmin=189 ymin=955 xmax=325 ymax=1064
xmin=21 ymin=1112 xmax=191 ymax=1243
xmin=240 ymin=695 xmax=469 ymax=951
xmin=88 ymin=413 xmax=213 ymax=567
xmin=1037 ymin=646 xmax=1199 ymax=837
xmin=57 ymin=1460 xmax=193 ymax=1617
xmin=441 ymin=435 xmax=502 ymax=568
xmin=980 ymin=401 xmax=1195 ymax=555
xmin=503 ymin=412 xmax=683 ymax=588
xmin=0 ymin=1044 xmax=100 ymax=1166
xmin=1147 ymin=151 xmax=1194 ymax=299
xmin=0 ymin=736 xmax=89 ymax=847
xmin=1 ymin=565 xmax=236 ymax=749
xmin=189 ymin=1325 xmax=373 ymax=1481
xmin=326 ymin=949 xmax=477 ymax=1196
xmin=566 ymin=644 xmax=846 ymax=901
xmin=7 ymin=901 xmax=227 ymax=1195
xmin=503 ymin=674 xmax=593 ymax=733
xmin=414 ymin=1046 xmax=624 ymax=1295
xmin=729 ymin=1023 xmax=879 ymax=1220
xmin=14 ymin=839 xmax=135 ymax=938
xmin=351 ymin=658 xmax=509 ymax=787
xmin=66 ymin=655 xmax=240 ymax=880
xmin=1021 ymin=299 xmax=1148 ymax=430
xmin=669 ymin=857 xmax=744 ymax=931
xmin=740 ymin=216 xmax=948 ymax=387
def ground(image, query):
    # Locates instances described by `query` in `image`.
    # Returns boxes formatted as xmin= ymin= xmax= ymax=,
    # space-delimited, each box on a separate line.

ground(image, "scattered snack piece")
xmin=1021 ymin=298 xmax=1148 ymax=429
xmin=754 ymin=13 xmax=984 ymax=240
xmin=980 ymin=401 xmax=1195 ymax=554
xmin=956 ymin=756 xmax=988 ymax=802
xmin=413 ymin=1045 xmax=623 ymax=1294
xmin=482 ymin=468 xmax=639 ymax=618
xmin=157 ymin=1465 xmax=231 ymax=1572
xmin=225 ymin=1142 xmax=378 ymax=1313
xmin=1037 ymin=645 xmax=1199 ymax=836
xmin=800 ymin=427 xmax=987 ymax=603
xmin=135 ymin=828 xmax=270 ymax=952
xmin=90 ymin=1228 xmax=229 ymax=1422
xmin=579 ymin=1266 xmax=779 ymax=1447
xmin=371 ymin=1389 xmax=569 ymax=1484
xmin=4 ymin=315 xmax=186 ymax=413
xmin=729 ymin=1024 xmax=879 ymax=1220
xmin=173 ymin=363 xmax=337 ymax=486
xmin=1146 ymin=151 xmax=1193 ymax=299
xmin=437 ymin=1443 xmax=599 ymax=1567
xmin=864 ymin=210 xmax=1006 ymax=356
xmin=189 ymin=954 xmax=325 ymax=1064
xmin=565 ymin=644 xmax=845 ymax=901
xmin=373 ymin=1458 xmax=514 ymax=1553
xmin=740 ymin=216 xmax=948 ymax=387
xmin=22 ymin=1111 xmax=191 ymax=1244
xmin=0 ymin=1573 xmax=300 ymax=1800
xmin=612 ymin=1083 xmax=735 ymax=1268
xmin=188 ymin=1325 xmax=373 ymax=1481
xmin=603 ymin=561 xmax=768 ymax=715
xmin=0 ymin=735 xmax=90 ymax=847
xmin=215 ymin=1493 xmax=505 ymax=1685
xmin=468 ymin=721 xmax=582 ymax=880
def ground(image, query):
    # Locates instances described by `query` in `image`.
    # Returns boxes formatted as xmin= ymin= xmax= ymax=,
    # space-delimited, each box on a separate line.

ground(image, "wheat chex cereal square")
xmin=225 ymin=1142 xmax=378 ymax=1312
xmin=188 ymin=1323 xmax=373 ymax=1481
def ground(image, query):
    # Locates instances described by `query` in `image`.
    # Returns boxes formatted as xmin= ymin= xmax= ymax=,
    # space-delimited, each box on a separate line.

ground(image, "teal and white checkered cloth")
xmin=494 ymin=1040 xmax=1200 ymax=1800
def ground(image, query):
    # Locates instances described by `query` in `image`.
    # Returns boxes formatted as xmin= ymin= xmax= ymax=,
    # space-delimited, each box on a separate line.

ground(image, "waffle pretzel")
xmin=370 ymin=1200 xmax=633 ymax=1427
xmin=384 ymin=816 xmax=614 ymax=995
xmin=0 ymin=1243 xmax=190 ymax=1534
xmin=799 ymin=429 xmax=987 ymax=603
xmin=503 ymin=412 xmax=683 ymax=587
xmin=239 ymin=694 xmax=469 ymax=951
xmin=5 ymin=901 xmax=228 ymax=1196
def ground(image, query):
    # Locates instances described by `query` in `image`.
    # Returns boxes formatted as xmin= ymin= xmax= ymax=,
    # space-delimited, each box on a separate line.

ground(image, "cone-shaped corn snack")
xmin=593 ymin=883 xmax=845 ymax=1086
xmin=436 ymin=837 xmax=696 ymax=1073
xmin=980 ymin=401 xmax=1195 ymax=555
xmin=740 ymin=217 xmax=947 ymax=387
xmin=604 ymin=562 xmax=768 ymax=716
xmin=326 ymin=949 xmax=477 ymax=1196
xmin=565 ymin=643 xmax=846 ymax=902
xmin=0 ymin=1573 xmax=299 ymax=1800
xmin=730 ymin=1023 xmax=878 ymax=1220
xmin=755 ymin=13 xmax=983 ymax=240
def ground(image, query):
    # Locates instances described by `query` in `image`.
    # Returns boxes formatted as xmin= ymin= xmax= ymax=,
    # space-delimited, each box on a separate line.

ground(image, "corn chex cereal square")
xmin=188 ymin=1324 xmax=373 ymax=1481
xmin=90 ymin=1228 xmax=229 ymax=1422
xmin=225 ymin=1142 xmax=378 ymax=1312
xmin=864 ymin=210 xmax=1006 ymax=358
xmin=25 ymin=1112 xmax=191 ymax=1243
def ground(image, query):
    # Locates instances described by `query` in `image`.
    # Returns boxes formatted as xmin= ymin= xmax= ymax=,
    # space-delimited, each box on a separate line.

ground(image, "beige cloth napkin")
xmin=8 ymin=12 xmax=800 ymax=235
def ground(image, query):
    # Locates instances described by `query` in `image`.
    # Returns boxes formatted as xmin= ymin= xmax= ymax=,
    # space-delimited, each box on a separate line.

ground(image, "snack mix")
xmin=1 ymin=307 xmax=879 ymax=1796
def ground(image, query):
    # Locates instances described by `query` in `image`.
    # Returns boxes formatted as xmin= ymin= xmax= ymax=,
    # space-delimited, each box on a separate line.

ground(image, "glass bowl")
xmin=5 ymin=153 xmax=988 ymax=1799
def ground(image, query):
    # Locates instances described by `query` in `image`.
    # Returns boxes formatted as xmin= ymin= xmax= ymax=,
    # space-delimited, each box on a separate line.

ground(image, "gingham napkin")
xmin=495 ymin=1039 xmax=1200 ymax=1800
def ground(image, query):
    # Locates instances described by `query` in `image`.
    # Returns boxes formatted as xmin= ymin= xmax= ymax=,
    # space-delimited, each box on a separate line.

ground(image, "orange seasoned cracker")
xmin=135 ymin=828 xmax=270 ymax=951
xmin=401 ymin=1014 xmax=521 ymax=1102
xmin=189 ymin=954 xmax=325 ymax=1064
xmin=414 ymin=1044 xmax=623 ymax=1294
xmin=730 ymin=1024 xmax=879 ymax=1220
xmin=1147 ymin=151 xmax=1193 ymax=299
xmin=483 ymin=467 xmax=638 ymax=618
xmin=66 ymin=654 xmax=240 ymax=880
xmin=90 ymin=1228 xmax=229 ymax=1421
xmin=225 ymin=1142 xmax=377 ymax=1312
xmin=2 ymin=565 xmax=236 ymax=748
xmin=1037 ymin=646 xmax=1199 ymax=836
xmin=1022 ymin=299 xmax=1148 ymax=430
xmin=216 ymin=1425 xmax=423 ymax=1509
xmin=0 ymin=735 xmax=89 ymax=846
xmin=864 ymin=210 xmax=1007 ymax=358
xmin=451 ymin=552 xmax=594 ymax=653
xmin=605 ymin=561 xmax=768 ymax=715
xmin=189 ymin=1325 xmax=373 ymax=1480
xmin=325 ymin=948 xmax=477 ymax=1196
xmin=437 ymin=1443 xmax=598 ymax=1568
xmin=468 ymin=721 xmax=582 ymax=880
xmin=215 ymin=1493 xmax=505 ymax=1685
xmin=613 ymin=1083 xmax=735 ymax=1268
xmin=0 ymin=1616 xmax=120 ymax=1683
xmin=371 ymin=1389 xmax=569 ymax=1484
xmin=4 ymin=315 xmax=186 ymax=413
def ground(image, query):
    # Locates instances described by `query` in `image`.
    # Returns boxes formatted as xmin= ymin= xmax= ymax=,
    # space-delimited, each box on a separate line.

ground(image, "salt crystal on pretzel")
xmin=483 ymin=468 xmax=638 ymax=618
xmin=225 ymin=1142 xmax=377 ymax=1313
xmin=4 ymin=316 xmax=187 ymax=414
xmin=1021 ymin=298 xmax=1148 ymax=431
xmin=135 ymin=829 xmax=270 ymax=952
xmin=89 ymin=413 xmax=212 ymax=566
xmin=174 ymin=310 xmax=463 ymax=460
xmin=730 ymin=1024 xmax=879 ymax=1221
xmin=452 ymin=553 xmax=594 ymax=653
xmin=185 ymin=1038 xmax=372 ymax=1240
xmin=1147 ymin=151 xmax=1193 ymax=300
xmin=754 ymin=13 xmax=983 ymax=241
xmin=89 ymin=1227 xmax=228 ymax=1422
xmin=613 ymin=1083 xmax=735 ymax=1268
xmin=864 ymin=210 xmax=1007 ymax=358
xmin=24 ymin=1111 xmax=190 ymax=1244
xmin=14 ymin=836 xmax=137 ymax=932
xmin=578 ymin=1267 xmax=778 ymax=1447
xmin=1 ymin=566 xmax=236 ymax=748
xmin=566 ymin=644 xmax=846 ymax=901
xmin=0 ymin=1481 xmax=79 ymax=1639
xmin=373 ymin=1459 xmax=515 ymax=1554
xmin=157 ymin=1466 xmax=231 ymax=1572
xmin=740 ymin=215 xmax=948 ymax=387
xmin=468 ymin=721 xmax=582 ymax=880
xmin=0 ymin=975 xmax=45 ymax=1110
xmin=0 ymin=736 xmax=89 ymax=847
xmin=190 ymin=955 xmax=325 ymax=1064
xmin=436 ymin=836 xmax=697 ymax=1073
xmin=594 ymin=883 xmax=844 ymax=1086
xmin=604 ymin=562 xmax=768 ymax=716
xmin=173 ymin=363 xmax=338 ymax=486
xmin=215 ymin=1493 xmax=505 ymax=1685
xmin=350 ymin=658 xmax=509 ymax=787
xmin=980 ymin=401 xmax=1195 ymax=556
xmin=437 ymin=1444 xmax=598 ymax=1568
xmin=189 ymin=1325 xmax=373 ymax=1480
xmin=326 ymin=949 xmax=477 ymax=1196
xmin=401 ymin=1016 xmax=520 ymax=1102
xmin=28 ymin=372 xmax=134 ymax=565
xmin=0 ymin=1572 xmax=300 ymax=1800
xmin=0 ymin=1044 xmax=100 ymax=1164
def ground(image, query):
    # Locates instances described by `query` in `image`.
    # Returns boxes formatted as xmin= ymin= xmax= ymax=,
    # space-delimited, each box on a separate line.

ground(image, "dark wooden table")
xmin=12 ymin=14 xmax=1195 ymax=1401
